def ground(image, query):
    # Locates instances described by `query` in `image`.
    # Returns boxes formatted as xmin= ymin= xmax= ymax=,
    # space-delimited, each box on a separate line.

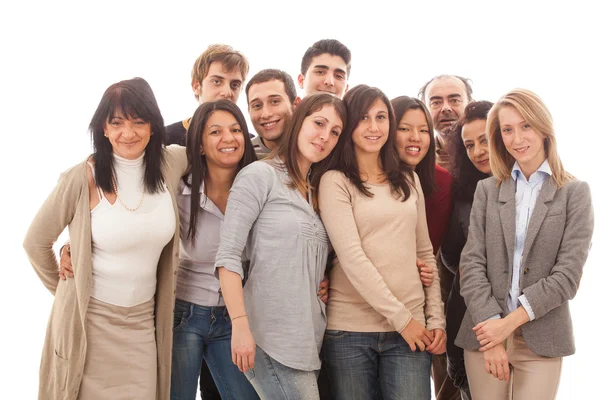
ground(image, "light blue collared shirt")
xmin=508 ymin=159 xmax=552 ymax=321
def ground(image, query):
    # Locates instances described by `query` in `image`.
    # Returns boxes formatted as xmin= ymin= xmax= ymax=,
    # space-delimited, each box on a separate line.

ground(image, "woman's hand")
xmin=400 ymin=318 xmax=434 ymax=352
xmin=58 ymin=244 xmax=74 ymax=280
xmin=474 ymin=318 xmax=514 ymax=351
xmin=426 ymin=328 xmax=447 ymax=355
xmin=231 ymin=317 xmax=256 ymax=373
xmin=318 ymin=275 xmax=330 ymax=303
xmin=483 ymin=343 xmax=510 ymax=381
xmin=417 ymin=258 xmax=434 ymax=287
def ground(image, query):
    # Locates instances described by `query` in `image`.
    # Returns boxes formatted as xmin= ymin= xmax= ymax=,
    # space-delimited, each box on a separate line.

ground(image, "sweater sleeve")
xmin=459 ymin=180 xmax=504 ymax=323
xmin=23 ymin=165 xmax=84 ymax=295
xmin=215 ymin=162 xmax=274 ymax=279
xmin=318 ymin=171 xmax=413 ymax=333
xmin=165 ymin=145 xmax=189 ymax=178
xmin=414 ymin=175 xmax=445 ymax=331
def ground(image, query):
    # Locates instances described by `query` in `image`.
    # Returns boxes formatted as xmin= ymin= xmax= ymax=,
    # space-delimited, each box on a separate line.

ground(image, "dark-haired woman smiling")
xmin=319 ymin=85 xmax=445 ymax=400
xmin=170 ymin=100 xmax=258 ymax=400
xmin=23 ymin=77 xmax=187 ymax=400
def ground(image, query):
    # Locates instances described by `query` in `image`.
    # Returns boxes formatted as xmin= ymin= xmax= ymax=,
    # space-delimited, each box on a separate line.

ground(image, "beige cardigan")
xmin=23 ymin=146 xmax=187 ymax=400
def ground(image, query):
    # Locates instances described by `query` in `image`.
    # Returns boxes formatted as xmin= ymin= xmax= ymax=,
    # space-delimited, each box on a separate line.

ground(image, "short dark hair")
xmin=184 ymin=100 xmax=257 ymax=241
xmin=300 ymin=39 xmax=352 ymax=77
xmin=390 ymin=96 xmax=437 ymax=197
xmin=418 ymin=75 xmax=474 ymax=103
xmin=89 ymin=77 xmax=166 ymax=194
xmin=447 ymin=100 xmax=493 ymax=202
xmin=328 ymin=85 xmax=414 ymax=200
xmin=245 ymin=69 xmax=297 ymax=106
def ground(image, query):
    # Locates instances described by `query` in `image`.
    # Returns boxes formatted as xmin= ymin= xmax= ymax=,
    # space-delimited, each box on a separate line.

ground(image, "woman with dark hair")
xmin=441 ymin=100 xmax=493 ymax=400
xmin=318 ymin=85 xmax=445 ymax=399
xmin=23 ymin=77 xmax=188 ymax=400
xmin=216 ymin=93 xmax=347 ymax=399
xmin=390 ymin=96 xmax=453 ymax=254
xmin=170 ymin=100 xmax=258 ymax=400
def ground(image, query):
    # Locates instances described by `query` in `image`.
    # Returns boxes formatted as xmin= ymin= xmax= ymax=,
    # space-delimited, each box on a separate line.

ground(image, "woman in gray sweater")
xmin=215 ymin=93 xmax=347 ymax=399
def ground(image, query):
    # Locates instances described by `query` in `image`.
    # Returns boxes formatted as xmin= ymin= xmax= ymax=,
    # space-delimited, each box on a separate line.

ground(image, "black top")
xmin=165 ymin=120 xmax=187 ymax=146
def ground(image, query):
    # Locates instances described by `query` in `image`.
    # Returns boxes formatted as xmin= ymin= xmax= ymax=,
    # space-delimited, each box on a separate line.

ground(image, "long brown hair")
xmin=328 ymin=85 xmax=414 ymax=200
xmin=487 ymin=88 xmax=573 ymax=187
xmin=270 ymin=93 xmax=347 ymax=209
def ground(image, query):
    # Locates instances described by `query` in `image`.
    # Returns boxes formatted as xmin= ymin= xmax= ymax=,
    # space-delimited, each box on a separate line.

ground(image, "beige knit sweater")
xmin=319 ymin=170 xmax=445 ymax=333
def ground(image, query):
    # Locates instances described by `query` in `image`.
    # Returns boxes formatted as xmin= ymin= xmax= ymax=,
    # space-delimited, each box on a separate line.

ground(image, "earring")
xmin=199 ymin=146 xmax=205 ymax=155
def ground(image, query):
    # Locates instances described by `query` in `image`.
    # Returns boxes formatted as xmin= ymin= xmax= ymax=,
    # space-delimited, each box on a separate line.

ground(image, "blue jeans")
xmin=244 ymin=345 xmax=320 ymax=399
xmin=170 ymin=299 xmax=259 ymax=400
xmin=322 ymin=330 xmax=432 ymax=400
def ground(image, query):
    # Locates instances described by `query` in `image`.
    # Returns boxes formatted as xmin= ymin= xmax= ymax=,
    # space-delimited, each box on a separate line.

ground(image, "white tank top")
xmin=89 ymin=153 xmax=176 ymax=307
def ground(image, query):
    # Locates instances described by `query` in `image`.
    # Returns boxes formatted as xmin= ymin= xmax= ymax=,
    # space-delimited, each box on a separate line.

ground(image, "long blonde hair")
xmin=487 ymin=88 xmax=573 ymax=188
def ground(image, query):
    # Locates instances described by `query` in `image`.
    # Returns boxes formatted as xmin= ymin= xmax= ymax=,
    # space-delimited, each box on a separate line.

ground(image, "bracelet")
xmin=231 ymin=314 xmax=247 ymax=322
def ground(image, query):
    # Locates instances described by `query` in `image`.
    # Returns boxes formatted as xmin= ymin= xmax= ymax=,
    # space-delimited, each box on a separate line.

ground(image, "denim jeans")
xmin=170 ymin=299 xmax=259 ymax=400
xmin=322 ymin=330 xmax=432 ymax=400
xmin=244 ymin=345 xmax=320 ymax=399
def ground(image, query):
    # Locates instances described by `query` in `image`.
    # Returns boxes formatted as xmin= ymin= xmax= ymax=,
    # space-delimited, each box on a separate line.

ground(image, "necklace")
xmin=111 ymin=175 xmax=145 ymax=211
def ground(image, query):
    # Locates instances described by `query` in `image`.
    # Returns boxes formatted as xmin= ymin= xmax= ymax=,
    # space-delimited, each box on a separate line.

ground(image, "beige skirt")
xmin=78 ymin=296 xmax=157 ymax=400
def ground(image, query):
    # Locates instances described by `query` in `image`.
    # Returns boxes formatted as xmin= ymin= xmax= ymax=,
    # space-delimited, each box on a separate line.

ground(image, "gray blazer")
xmin=456 ymin=176 xmax=594 ymax=358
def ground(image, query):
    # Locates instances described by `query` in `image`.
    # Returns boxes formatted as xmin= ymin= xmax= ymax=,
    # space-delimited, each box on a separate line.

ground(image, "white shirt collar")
xmin=511 ymin=159 xmax=552 ymax=181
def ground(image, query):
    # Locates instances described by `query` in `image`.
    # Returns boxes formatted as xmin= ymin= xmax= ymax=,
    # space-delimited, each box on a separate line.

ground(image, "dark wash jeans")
xmin=323 ymin=330 xmax=432 ymax=400
xmin=170 ymin=299 xmax=259 ymax=400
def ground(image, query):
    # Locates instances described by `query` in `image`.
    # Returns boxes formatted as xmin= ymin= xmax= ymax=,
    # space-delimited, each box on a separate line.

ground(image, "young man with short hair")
xmin=298 ymin=39 xmax=351 ymax=99
xmin=245 ymin=69 xmax=299 ymax=158
xmin=166 ymin=44 xmax=249 ymax=145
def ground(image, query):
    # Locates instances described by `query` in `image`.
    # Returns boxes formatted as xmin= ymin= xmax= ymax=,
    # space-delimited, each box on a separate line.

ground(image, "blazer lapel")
xmin=521 ymin=179 xmax=557 ymax=264
xmin=499 ymin=179 xmax=516 ymax=266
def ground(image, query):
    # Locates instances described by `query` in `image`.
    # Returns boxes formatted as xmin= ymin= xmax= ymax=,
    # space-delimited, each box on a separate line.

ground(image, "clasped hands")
xmin=474 ymin=316 xmax=518 ymax=381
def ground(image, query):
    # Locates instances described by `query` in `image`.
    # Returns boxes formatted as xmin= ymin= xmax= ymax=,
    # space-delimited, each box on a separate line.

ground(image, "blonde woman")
xmin=456 ymin=89 xmax=594 ymax=399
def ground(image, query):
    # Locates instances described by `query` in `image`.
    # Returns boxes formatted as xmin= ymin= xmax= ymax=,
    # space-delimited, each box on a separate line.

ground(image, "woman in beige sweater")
xmin=23 ymin=78 xmax=187 ymax=400
xmin=318 ymin=85 xmax=446 ymax=400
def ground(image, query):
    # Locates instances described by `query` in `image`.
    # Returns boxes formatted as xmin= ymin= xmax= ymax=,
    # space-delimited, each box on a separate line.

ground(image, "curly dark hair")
xmin=447 ymin=101 xmax=493 ymax=202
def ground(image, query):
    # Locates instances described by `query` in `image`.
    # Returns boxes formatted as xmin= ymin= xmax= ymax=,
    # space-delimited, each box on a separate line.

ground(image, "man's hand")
xmin=417 ymin=258 xmax=434 ymax=287
xmin=318 ymin=275 xmax=330 ymax=303
xmin=59 ymin=244 xmax=74 ymax=280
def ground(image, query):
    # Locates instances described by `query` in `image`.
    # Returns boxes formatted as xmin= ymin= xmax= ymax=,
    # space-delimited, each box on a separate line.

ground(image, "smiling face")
xmin=462 ymin=119 xmax=491 ymax=174
xmin=248 ymin=79 xmax=294 ymax=147
xmin=498 ymin=105 xmax=546 ymax=175
xmin=104 ymin=111 xmax=152 ymax=160
xmin=425 ymin=76 xmax=469 ymax=136
xmin=194 ymin=61 xmax=243 ymax=104
xmin=351 ymin=98 xmax=390 ymax=157
xmin=298 ymin=53 xmax=348 ymax=99
xmin=296 ymin=104 xmax=343 ymax=168
xmin=395 ymin=108 xmax=431 ymax=169
xmin=202 ymin=110 xmax=245 ymax=169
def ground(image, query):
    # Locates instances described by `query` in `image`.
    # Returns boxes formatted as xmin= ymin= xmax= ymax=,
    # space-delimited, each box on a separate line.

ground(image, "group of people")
xmin=24 ymin=39 xmax=594 ymax=400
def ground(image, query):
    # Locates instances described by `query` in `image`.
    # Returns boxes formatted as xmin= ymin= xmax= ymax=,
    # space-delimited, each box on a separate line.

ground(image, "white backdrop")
xmin=1 ymin=1 xmax=598 ymax=398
